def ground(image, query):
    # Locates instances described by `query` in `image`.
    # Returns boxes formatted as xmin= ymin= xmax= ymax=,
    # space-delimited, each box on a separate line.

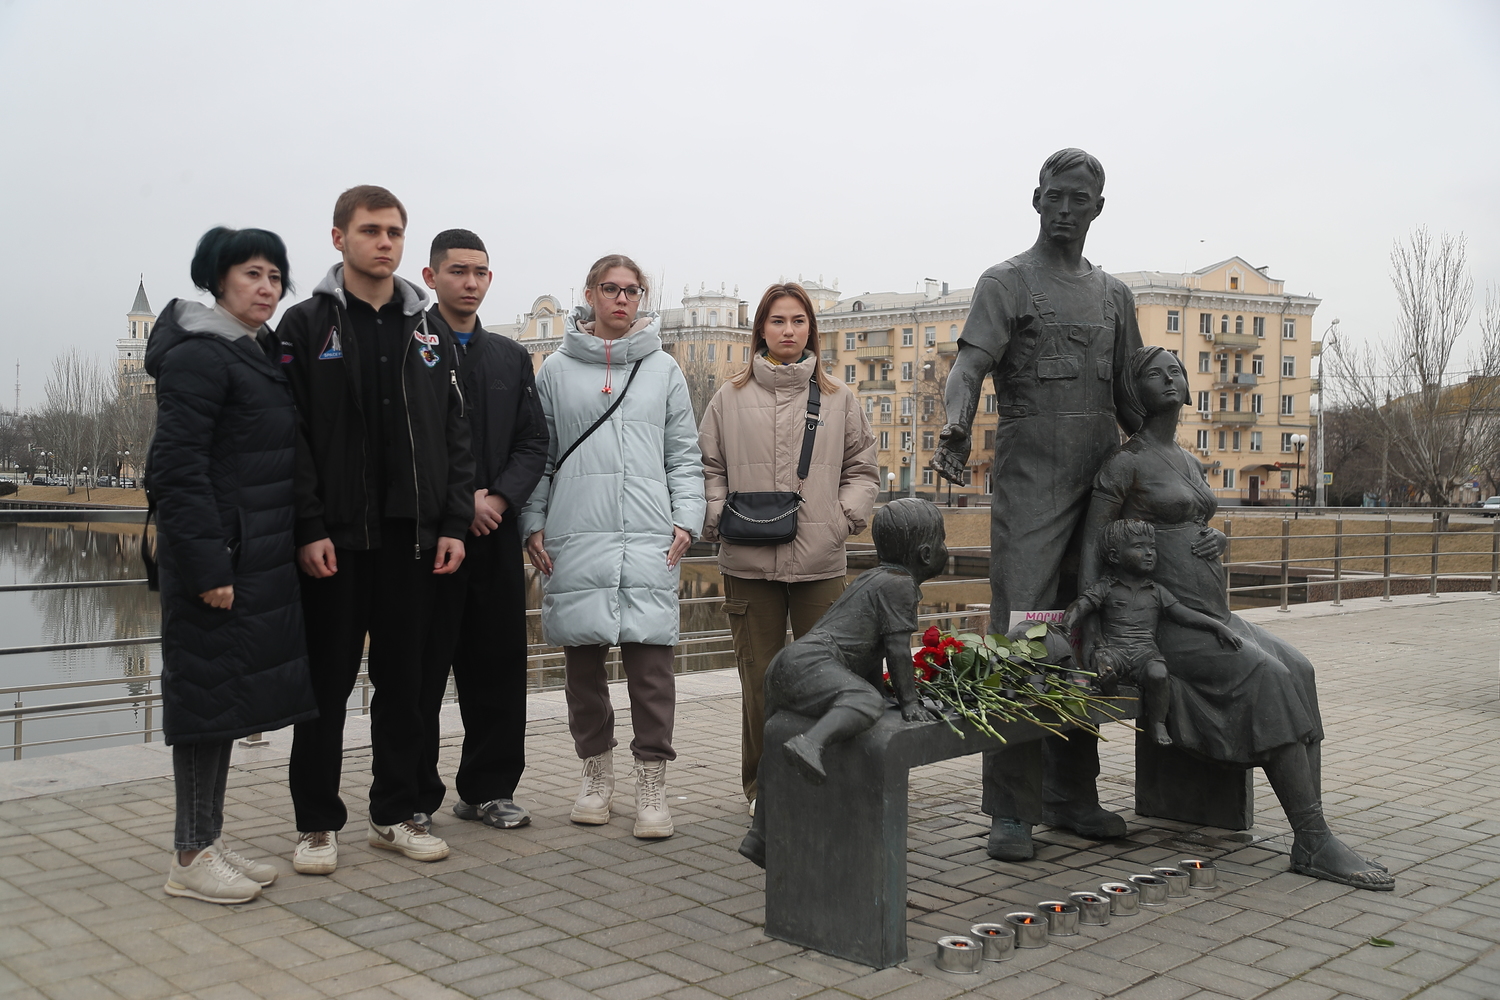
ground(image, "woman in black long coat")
xmin=146 ymin=227 xmax=317 ymax=904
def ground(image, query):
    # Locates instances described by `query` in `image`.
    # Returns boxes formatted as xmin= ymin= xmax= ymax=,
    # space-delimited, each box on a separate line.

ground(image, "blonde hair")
xmin=728 ymin=282 xmax=841 ymax=395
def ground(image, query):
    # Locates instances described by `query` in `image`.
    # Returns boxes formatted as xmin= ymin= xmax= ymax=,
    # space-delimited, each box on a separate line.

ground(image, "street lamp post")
xmin=1290 ymin=434 xmax=1308 ymax=513
xmin=81 ymin=465 xmax=90 ymax=502
xmin=885 ymin=471 xmax=896 ymax=501
xmin=1315 ymin=319 xmax=1339 ymax=508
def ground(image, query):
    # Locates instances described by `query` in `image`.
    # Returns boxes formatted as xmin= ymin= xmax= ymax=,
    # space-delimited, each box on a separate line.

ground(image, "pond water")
xmin=0 ymin=522 xmax=992 ymax=758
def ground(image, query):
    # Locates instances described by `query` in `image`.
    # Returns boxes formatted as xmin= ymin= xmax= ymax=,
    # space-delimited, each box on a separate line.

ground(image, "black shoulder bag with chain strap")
xmin=718 ymin=376 xmax=821 ymax=546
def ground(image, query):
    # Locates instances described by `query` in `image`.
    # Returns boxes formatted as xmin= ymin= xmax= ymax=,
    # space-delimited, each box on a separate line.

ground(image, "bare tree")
xmin=1325 ymin=229 xmax=1500 ymax=505
xmin=112 ymin=391 xmax=156 ymax=481
xmin=34 ymin=349 xmax=113 ymax=494
xmin=674 ymin=343 xmax=722 ymax=422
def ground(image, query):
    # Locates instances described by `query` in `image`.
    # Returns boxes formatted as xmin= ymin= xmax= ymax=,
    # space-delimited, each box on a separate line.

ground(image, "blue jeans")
xmin=173 ymin=740 xmax=232 ymax=851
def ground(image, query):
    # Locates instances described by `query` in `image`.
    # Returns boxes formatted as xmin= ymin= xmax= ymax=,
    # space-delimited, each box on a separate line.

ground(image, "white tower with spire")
xmin=118 ymin=278 xmax=157 ymax=398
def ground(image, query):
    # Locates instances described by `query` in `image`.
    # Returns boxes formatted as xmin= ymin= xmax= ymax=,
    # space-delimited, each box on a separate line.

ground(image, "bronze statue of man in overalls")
xmin=932 ymin=148 xmax=1143 ymax=861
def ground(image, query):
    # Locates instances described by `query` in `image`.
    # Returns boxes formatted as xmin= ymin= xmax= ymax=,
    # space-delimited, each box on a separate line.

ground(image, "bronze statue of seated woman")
xmin=1075 ymin=346 xmax=1393 ymax=891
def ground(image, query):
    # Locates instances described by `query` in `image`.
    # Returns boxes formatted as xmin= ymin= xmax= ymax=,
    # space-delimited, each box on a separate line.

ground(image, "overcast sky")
xmin=1 ymin=0 xmax=1496 ymax=409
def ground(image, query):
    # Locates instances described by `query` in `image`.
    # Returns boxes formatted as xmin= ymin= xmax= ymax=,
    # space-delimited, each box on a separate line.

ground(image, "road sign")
xmin=1322 ymin=472 xmax=1333 ymax=484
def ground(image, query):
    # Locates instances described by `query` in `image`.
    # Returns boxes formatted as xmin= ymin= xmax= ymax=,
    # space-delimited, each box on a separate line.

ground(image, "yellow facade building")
xmin=1118 ymin=257 xmax=1322 ymax=504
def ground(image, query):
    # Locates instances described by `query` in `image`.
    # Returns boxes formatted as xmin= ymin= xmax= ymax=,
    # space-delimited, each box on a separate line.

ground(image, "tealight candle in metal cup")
xmin=1151 ymin=867 xmax=1191 ymax=897
xmin=934 ymin=935 xmax=983 ymax=974
xmin=1128 ymin=874 xmax=1169 ymax=905
xmin=1069 ymin=891 xmax=1111 ymax=925
xmin=1003 ymin=911 xmax=1049 ymax=948
xmin=1099 ymin=881 xmax=1140 ymax=915
xmin=1178 ymin=859 xmax=1219 ymax=888
xmin=1036 ymin=900 xmax=1079 ymax=936
xmin=969 ymin=923 xmax=1015 ymax=962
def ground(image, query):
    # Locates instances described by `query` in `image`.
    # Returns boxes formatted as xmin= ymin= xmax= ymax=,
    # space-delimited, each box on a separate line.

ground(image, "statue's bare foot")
xmin=1292 ymin=833 xmax=1394 ymax=891
xmin=783 ymin=734 xmax=827 ymax=785
xmin=1151 ymin=722 xmax=1173 ymax=746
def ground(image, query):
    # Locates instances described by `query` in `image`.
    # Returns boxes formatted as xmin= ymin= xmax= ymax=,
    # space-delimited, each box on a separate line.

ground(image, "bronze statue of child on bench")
xmin=1063 ymin=518 xmax=1241 ymax=747
xmin=739 ymin=498 xmax=946 ymax=866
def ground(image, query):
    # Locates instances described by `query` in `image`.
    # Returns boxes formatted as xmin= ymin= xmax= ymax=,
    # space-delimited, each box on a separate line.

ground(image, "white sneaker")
xmin=368 ymin=820 xmax=450 ymax=862
xmin=632 ymin=759 xmax=674 ymax=839
xmin=748 ymin=798 xmax=756 ymax=818
xmin=292 ymin=831 xmax=338 ymax=875
xmin=215 ymin=838 xmax=277 ymax=886
xmin=165 ymin=848 xmax=261 ymax=904
xmin=570 ymin=752 xmax=614 ymax=825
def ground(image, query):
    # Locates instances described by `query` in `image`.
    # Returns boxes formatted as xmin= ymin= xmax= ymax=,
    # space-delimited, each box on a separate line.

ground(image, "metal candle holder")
xmin=1003 ymin=911 xmax=1049 ymax=948
xmin=1036 ymin=900 xmax=1079 ymax=936
xmin=1098 ymin=881 xmax=1140 ymax=915
xmin=934 ymin=935 xmax=982 ymax=974
xmin=1128 ymin=874 xmax=1169 ymax=905
xmin=1068 ymin=891 xmax=1111 ymax=925
xmin=968 ymin=923 xmax=1015 ymax=962
xmin=1151 ymin=867 xmax=1191 ymax=897
xmin=1178 ymin=859 xmax=1219 ymax=888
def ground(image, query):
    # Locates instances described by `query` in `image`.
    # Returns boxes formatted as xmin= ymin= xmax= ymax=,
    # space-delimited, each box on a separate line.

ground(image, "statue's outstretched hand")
xmin=901 ymin=699 xmax=942 ymax=723
xmin=1191 ymin=526 xmax=1229 ymax=559
xmin=932 ymin=424 xmax=971 ymax=484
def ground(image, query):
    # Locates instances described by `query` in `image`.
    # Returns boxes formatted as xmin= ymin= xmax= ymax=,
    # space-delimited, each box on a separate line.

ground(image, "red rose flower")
xmin=923 ymin=625 xmax=941 ymax=647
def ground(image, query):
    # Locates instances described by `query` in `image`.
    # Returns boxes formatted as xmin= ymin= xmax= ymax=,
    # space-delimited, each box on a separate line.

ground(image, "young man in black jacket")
xmin=278 ymin=186 xmax=475 ymax=874
xmin=416 ymin=229 xmax=548 ymax=829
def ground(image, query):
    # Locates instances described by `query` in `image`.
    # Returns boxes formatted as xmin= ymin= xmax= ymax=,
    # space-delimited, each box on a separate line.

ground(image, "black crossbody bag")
xmin=718 ymin=376 xmax=820 ymax=546
xmin=547 ymin=360 xmax=644 ymax=483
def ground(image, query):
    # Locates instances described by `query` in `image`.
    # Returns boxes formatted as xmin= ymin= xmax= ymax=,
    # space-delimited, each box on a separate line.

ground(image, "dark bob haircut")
xmin=189 ymin=226 xmax=294 ymax=301
xmin=430 ymin=228 xmax=488 ymax=268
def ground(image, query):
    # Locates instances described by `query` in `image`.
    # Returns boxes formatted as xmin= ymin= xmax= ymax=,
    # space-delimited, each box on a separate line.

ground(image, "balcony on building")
xmin=1209 ymin=411 xmax=1257 ymax=425
xmin=1211 ymin=331 xmax=1261 ymax=349
xmin=935 ymin=341 xmax=959 ymax=355
xmin=858 ymin=379 xmax=896 ymax=393
xmin=855 ymin=345 xmax=894 ymax=360
xmin=1211 ymin=373 xmax=1259 ymax=389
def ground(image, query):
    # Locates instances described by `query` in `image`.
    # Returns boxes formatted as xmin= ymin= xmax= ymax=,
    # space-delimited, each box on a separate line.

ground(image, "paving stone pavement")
xmin=0 ymin=592 xmax=1496 ymax=1000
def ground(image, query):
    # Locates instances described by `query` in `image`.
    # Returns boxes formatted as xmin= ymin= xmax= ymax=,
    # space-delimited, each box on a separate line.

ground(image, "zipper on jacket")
xmin=403 ymin=315 xmax=424 ymax=559
xmin=450 ymin=368 xmax=466 ymax=417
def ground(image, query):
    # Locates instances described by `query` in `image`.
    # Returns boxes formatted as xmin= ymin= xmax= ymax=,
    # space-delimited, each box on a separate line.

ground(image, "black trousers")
xmin=289 ymin=522 xmax=438 ymax=830
xmin=417 ymin=520 xmax=529 ymax=814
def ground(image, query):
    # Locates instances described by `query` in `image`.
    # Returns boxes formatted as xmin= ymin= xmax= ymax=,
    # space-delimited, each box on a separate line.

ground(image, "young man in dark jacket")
xmin=278 ymin=186 xmax=475 ymax=873
xmin=416 ymin=229 xmax=548 ymax=829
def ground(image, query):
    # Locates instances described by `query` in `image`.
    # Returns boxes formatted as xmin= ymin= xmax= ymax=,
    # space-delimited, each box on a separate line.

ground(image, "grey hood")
xmin=311 ymin=262 xmax=429 ymax=315
xmin=559 ymin=305 xmax=662 ymax=364
xmin=174 ymin=300 xmax=264 ymax=341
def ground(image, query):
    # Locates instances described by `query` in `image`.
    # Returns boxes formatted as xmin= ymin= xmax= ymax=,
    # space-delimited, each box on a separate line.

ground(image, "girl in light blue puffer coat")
xmin=521 ymin=254 xmax=704 ymax=840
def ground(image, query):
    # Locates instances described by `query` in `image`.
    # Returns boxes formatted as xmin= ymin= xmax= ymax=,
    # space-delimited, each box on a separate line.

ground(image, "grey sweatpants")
xmin=563 ymin=643 xmax=676 ymax=762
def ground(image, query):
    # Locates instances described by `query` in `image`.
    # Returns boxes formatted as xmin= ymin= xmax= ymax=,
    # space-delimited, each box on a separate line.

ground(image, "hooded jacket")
xmin=426 ymin=307 xmax=548 ymax=513
xmin=699 ymin=353 xmax=878 ymax=582
xmin=518 ymin=307 xmax=705 ymax=647
xmin=276 ymin=264 xmax=474 ymax=554
xmin=144 ymin=300 xmax=318 ymax=744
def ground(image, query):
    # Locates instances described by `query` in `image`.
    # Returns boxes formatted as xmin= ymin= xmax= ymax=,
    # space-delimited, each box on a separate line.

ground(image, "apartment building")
xmin=1118 ymin=257 xmax=1322 ymax=505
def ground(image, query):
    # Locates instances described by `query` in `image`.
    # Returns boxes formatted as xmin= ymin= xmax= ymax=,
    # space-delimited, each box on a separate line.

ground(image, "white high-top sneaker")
xmin=632 ymin=759 xmax=674 ymax=839
xmin=570 ymin=752 xmax=615 ymax=825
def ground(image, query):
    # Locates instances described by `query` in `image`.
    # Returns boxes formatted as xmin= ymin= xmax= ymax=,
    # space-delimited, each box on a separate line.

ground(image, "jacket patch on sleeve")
xmin=318 ymin=327 xmax=343 ymax=360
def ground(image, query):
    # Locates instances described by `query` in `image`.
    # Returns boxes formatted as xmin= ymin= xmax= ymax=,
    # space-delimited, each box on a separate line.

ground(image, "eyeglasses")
xmin=595 ymin=282 xmax=645 ymax=301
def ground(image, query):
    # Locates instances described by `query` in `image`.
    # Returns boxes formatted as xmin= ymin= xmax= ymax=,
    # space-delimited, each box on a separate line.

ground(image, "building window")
xmin=540 ymin=319 xmax=552 ymax=338
xmin=1253 ymin=316 xmax=1265 ymax=338
xmin=922 ymin=431 xmax=934 ymax=449
xmin=984 ymin=394 xmax=997 ymax=413
xmin=1223 ymin=468 xmax=1236 ymax=488
xmin=1218 ymin=392 xmax=1228 ymax=411
xmin=852 ymin=301 xmax=864 ymax=312
xmin=1282 ymin=356 xmax=1296 ymax=378
xmin=1196 ymin=391 xmax=1210 ymax=412
xmin=983 ymin=429 xmax=995 ymax=449
xmin=708 ymin=310 xmax=718 ymax=326
xmin=949 ymin=323 xmax=958 ymax=341
xmin=901 ymin=431 xmax=912 ymax=451
xmin=1167 ymin=310 xmax=1180 ymax=333
xmin=1281 ymin=470 xmax=1293 ymax=488
xmin=691 ymin=311 xmax=698 ymax=326
xmin=1221 ymin=315 xmax=1230 ymax=334
xmin=1194 ymin=430 xmax=1208 ymax=450
xmin=1281 ymin=432 xmax=1294 ymax=452
xmin=844 ymin=365 xmax=856 ymax=384
xmin=1229 ymin=275 xmax=1240 ymax=291
xmin=687 ymin=343 xmax=696 ymax=361
xmin=924 ymin=326 xmax=935 ymax=345
xmin=1232 ymin=431 xmax=1241 ymax=451
xmin=1252 ymin=354 xmax=1264 ymax=375
xmin=743 ymin=347 xmax=751 ymax=363
xmin=130 ymin=321 xmax=137 ymax=337
xmin=922 ymin=397 xmax=935 ymax=417
xmin=1200 ymin=313 xmax=1213 ymax=335
xmin=845 ymin=334 xmax=855 ymax=350
xmin=900 ymin=362 xmax=913 ymax=381
xmin=707 ymin=344 xmax=716 ymax=361
xmin=1233 ymin=393 xmax=1242 ymax=412
xmin=1217 ymin=430 xmax=1227 ymax=450
xmin=1281 ymin=394 xmax=1295 ymax=416
xmin=922 ymin=469 xmax=934 ymax=486
xmin=880 ymin=398 xmax=892 ymax=415
xmin=1252 ymin=393 xmax=1263 ymax=414
xmin=1235 ymin=316 xmax=1244 ymax=335
xmin=1283 ymin=317 xmax=1296 ymax=339
xmin=1250 ymin=431 xmax=1262 ymax=451
xmin=879 ymin=431 xmax=890 ymax=450
xmin=1219 ymin=353 xmax=1229 ymax=375
xmin=901 ymin=328 xmax=914 ymax=347
xmin=901 ymin=397 xmax=913 ymax=416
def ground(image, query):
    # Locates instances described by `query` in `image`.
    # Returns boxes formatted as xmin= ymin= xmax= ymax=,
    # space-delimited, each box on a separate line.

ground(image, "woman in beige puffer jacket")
xmin=698 ymin=283 xmax=878 ymax=809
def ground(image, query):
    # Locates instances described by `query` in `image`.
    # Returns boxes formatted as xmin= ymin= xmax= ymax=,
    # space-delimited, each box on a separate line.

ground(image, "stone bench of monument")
xmin=760 ymin=695 xmax=1136 ymax=969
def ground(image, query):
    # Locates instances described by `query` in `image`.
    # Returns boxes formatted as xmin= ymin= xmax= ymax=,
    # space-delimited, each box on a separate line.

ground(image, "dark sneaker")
xmin=453 ymin=799 xmax=532 ymax=829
